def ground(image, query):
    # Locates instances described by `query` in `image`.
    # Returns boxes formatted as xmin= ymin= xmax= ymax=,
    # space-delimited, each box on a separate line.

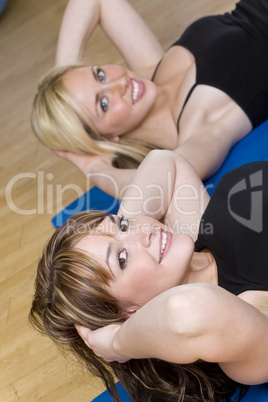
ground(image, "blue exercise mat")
xmin=51 ymin=119 xmax=268 ymax=401
xmin=91 ymin=382 xmax=267 ymax=402
xmin=0 ymin=0 xmax=8 ymax=16
xmin=204 ymin=119 xmax=268 ymax=195
xmin=92 ymin=382 xmax=131 ymax=402
xmin=52 ymin=186 xmax=121 ymax=229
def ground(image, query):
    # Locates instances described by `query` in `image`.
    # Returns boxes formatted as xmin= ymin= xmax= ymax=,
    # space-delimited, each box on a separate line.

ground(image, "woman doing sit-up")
xmin=30 ymin=149 xmax=268 ymax=401
xmin=31 ymin=0 xmax=268 ymax=196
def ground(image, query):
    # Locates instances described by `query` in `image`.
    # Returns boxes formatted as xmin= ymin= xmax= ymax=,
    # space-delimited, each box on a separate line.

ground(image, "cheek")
xmin=111 ymin=102 xmax=130 ymax=121
xmin=109 ymin=104 xmax=137 ymax=134
xmin=129 ymin=262 xmax=162 ymax=297
xmin=120 ymin=262 xmax=153 ymax=295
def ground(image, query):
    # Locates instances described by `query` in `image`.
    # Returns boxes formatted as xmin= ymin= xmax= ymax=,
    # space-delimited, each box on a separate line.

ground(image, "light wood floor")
xmin=0 ymin=0 xmax=236 ymax=400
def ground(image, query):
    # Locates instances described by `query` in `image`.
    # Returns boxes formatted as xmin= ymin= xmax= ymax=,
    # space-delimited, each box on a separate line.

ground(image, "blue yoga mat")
xmin=51 ymin=119 xmax=268 ymax=401
xmin=91 ymin=382 xmax=267 ymax=402
xmin=204 ymin=119 xmax=268 ymax=195
xmin=0 ymin=0 xmax=8 ymax=16
xmin=92 ymin=382 xmax=131 ymax=402
xmin=52 ymin=186 xmax=121 ymax=229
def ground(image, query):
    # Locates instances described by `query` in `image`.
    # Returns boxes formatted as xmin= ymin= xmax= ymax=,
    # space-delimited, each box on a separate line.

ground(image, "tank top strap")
xmin=177 ymin=83 xmax=197 ymax=129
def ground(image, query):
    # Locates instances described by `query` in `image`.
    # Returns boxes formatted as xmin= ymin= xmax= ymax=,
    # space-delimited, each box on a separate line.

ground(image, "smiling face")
xmin=63 ymin=65 xmax=158 ymax=140
xmin=75 ymin=215 xmax=195 ymax=311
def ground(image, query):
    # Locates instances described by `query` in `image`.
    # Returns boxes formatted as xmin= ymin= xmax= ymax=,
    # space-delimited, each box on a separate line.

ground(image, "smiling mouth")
xmin=160 ymin=232 xmax=167 ymax=262
xmin=159 ymin=229 xmax=172 ymax=262
xmin=131 ymin=79 xmax=144 ymax=104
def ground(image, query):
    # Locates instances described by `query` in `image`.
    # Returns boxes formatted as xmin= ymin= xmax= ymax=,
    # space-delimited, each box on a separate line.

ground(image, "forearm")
xmin=119 ymin=150 xmax=209 ymax=227
xmin=87 ymin=163 xmax=135 ymax=199
xmin=56 ymin=0 xmax=163 ymax=74
xmin=56 ymin=0 xmax=101 ymax=65
xmin=119 ymin=150 xmax=177 ymax=220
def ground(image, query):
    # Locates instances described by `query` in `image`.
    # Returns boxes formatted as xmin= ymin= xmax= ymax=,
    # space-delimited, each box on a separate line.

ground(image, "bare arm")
xmin=55 ymin=112 xmax=250 ymax=196
xmin=56 ymin=0 xmax=164 ymax=77
xmin=118 ymin=150 xmax=209 ymax=238
xmin=114 ymin=284 xmax=268 ymax=384
xmin=55 ymin=149 xmax=210 ymax=221
xmin=54 ymin=136 xmax=228 ymax=197
xmin=80 ymin=284 xmax=268 ymax=385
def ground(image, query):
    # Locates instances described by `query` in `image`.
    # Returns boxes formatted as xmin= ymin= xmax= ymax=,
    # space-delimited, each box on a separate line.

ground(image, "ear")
xmin=123 ymin=307 xmax=139 ymax=318
xmin=109 ymin=135 xmax=120 ymax=143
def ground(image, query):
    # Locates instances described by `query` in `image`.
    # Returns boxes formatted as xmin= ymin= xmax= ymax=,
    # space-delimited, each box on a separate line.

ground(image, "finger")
xmin=52 ymin=149 xmax=65 ymax=156
xmin=75 ymin=324 xmax=92 ymax=345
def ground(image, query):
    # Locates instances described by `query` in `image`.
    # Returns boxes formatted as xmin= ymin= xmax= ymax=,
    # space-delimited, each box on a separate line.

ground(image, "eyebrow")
xmin=108 ymin=215 xmax=116 ymax=224
xmin=105 ymin=215 xmax=116 ymax=273
xmin=91 ymin=67 xmax=99 ymax=116
xmin=91 ymin=66 xmax=98 ymax=81
xmin=106 ymin=242 xmax=112 ymax=273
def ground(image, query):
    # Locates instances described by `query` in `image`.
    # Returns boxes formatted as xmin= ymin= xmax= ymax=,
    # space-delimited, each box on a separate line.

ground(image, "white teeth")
xmin=161 ymin=232 xmax=167 ymax=251
xmin=160 ymin=232 xmax=167 ymax=262
xmin=132 ymin=80 xmax=139 ymax=102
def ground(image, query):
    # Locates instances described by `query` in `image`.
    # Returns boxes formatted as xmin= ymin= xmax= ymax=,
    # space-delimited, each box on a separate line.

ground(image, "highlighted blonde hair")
xmin=31 ymin=65 xmax=156 ymax=169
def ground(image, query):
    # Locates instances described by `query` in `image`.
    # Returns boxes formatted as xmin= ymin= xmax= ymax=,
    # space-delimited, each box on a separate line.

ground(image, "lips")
xmin=131 ymin=78 xmax=144 ymax=104
xmin=159 ymin=230 xmax=172 ymax=262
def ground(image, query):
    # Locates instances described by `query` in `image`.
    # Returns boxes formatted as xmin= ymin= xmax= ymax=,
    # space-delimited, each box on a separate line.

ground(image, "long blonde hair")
xmin=29 ymin=211 xmax=247 ymax=402
xmin=31 ymin=65 xmax=156 ymax=169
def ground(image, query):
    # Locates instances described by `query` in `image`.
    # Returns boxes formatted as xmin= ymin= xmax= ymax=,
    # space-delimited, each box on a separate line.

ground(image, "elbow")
xmin=147 ymin=149 xmax=174 ymax=160
xmin=163 ymin=286 xmax=197 ymax=337
xmin=146 ymin=149 xmax=186 ymax=168
xmin=164 ymin=284 xmax=219 ymax=337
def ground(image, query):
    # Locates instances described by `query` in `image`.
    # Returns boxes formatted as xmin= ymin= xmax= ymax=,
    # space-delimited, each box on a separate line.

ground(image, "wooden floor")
xmin=0 ymin=0 xmax=236 ymax=400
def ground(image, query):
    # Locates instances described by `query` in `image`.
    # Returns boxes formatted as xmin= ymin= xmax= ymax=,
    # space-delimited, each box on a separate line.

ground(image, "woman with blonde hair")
xmin=30 ymin=149 xmax=268 ymax=401
xmin=32 ymin=0 xmax=268 ymax=196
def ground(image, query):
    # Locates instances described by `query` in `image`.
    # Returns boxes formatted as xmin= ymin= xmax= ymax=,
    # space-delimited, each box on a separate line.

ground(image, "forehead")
xmin=74 ymin=215 xmax=117 ymax=248
xmin=63 ymin=66 xmax=91 ymax=85
xmin=73 ymin=231 xmax=110 ymax=273
xmin=63 ymin=67 xmax=93 ymax=107
xmin=95 ymin=215 xmax=117 ymax=234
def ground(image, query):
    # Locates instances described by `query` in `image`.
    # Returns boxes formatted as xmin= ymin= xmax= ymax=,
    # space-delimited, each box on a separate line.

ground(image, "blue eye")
xmin=119 ymin=216 xmax=129 ymax=232
xmin=100 ymin=97 xmax=108 ymax=112
xmin=118 ymin=249 xmax=127 ymax=270
xmin=97 ymin=68 xmax=106 ymax=82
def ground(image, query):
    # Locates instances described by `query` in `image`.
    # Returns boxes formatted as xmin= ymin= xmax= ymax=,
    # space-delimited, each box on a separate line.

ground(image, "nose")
xmin=126 ymin=221 xmax=152 ymax=248
xmin=105 ymin=76 xmax=128 ymax=96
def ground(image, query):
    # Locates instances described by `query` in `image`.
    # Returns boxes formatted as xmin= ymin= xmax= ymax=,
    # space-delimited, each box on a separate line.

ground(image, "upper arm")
xmin=114 ymin=283 xmax=268 ymax=385
xmin=170 ymin=285 xmax=268 ymax=385
xmin=56 ymin=0 xmax=164 ymax=77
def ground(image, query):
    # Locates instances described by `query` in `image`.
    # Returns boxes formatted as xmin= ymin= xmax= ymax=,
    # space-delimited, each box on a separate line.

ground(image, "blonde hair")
xmin=31 ymin=64 xmax=157 ymax=169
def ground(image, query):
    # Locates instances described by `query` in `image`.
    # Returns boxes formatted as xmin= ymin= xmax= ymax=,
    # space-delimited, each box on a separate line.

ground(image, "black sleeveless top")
xmin=153 ymin=0 xmax=268 ymax=128
xmin=195 ymin=162 xmax=268 ymax=295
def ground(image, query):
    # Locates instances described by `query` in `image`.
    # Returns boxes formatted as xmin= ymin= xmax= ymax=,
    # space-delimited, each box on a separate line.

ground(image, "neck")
xmin=125 ymin=86 xmax=179 ymax=149
xmin=187 ymin=250 xmax=218 ymax=285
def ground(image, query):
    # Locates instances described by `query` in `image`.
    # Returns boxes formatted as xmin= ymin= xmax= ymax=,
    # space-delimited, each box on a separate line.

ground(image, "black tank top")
xmin=152 ymin=0 xmax=268 ymax=129
xmin=195 ymin=162 xmax=268 ymax=295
